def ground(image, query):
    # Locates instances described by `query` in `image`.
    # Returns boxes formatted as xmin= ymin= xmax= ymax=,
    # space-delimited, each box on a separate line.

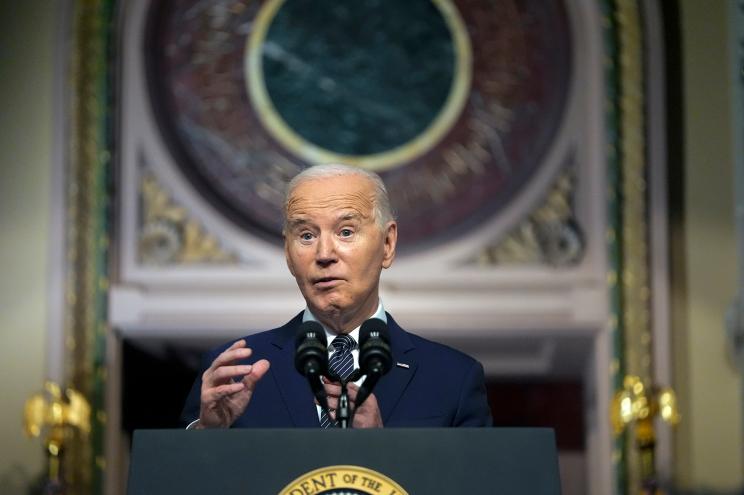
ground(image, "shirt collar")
xmin=302 ymin=301 xmax=387 ymax=345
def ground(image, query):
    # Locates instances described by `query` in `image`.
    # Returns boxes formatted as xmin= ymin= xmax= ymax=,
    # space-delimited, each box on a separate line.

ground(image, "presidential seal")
xmin=278 ymin=465 xmax=409 ymax=495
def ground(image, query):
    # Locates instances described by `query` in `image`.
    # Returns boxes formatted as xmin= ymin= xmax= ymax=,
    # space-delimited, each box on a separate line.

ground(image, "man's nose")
xmin=315 ymin=232 xmax=338 ymax=266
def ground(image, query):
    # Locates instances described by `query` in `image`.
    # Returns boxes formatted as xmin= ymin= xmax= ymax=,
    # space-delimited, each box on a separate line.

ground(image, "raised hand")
xmin=197 ymin=340 xmax=270 ymax=428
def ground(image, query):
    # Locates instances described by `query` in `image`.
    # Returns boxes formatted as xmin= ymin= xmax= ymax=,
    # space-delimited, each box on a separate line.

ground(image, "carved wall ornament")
xmin=138 ymin=172 xmax=239 ymax=265
xmin=472 ymin=166 xmax=584 ymax=267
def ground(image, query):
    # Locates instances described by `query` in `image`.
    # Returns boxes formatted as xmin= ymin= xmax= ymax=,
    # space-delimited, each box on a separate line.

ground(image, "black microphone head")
xmin=295 ymin=320 xmax=326 ymax=347
xmin=359 ymin=318 xmax=390 ymax=344
xmin=359 ymin=318 xmax=392 ymax=376
xmin=295 ymin=321 xmax=328 ymax=376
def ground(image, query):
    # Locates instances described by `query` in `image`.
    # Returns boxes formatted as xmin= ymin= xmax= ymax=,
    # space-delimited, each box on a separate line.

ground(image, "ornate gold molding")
xmin=612 ymin=1 xmax=654 ymax=493
xmin=138 ymin=172 xmax=239 ymax=265
xmin=473 ymin=166 xmax=584 ymax=266
xmin=65 ymin=1 xmax=113 ymax=493
xmin=617 ymin=0 xmax=652 ymax=387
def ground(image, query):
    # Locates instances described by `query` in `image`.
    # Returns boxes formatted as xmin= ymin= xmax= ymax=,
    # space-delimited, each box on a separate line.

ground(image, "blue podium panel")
xmin=128 ymin=428 xmax=561 ymax=495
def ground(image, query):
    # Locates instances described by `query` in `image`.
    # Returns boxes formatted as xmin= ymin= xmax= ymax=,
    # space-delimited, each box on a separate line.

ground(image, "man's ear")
xmin=381 ymin=221 xmax=397 ymax=269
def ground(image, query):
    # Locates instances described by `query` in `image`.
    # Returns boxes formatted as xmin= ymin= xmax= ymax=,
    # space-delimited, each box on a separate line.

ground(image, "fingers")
xmin=199 ymin=380 xmax=247 ymax=418
xmin=241 ymin=359 xmax=270 ymax=390
xmin=209 ymin=341 xmax=253 ymax=371
xmin=203 ymin=340 xmax=256 ymax=386
xmin=321 ymin=380 xmax=362 ymax=398
xmin=321 ymin=380 xmax=343 ymax=397
xmin=209 ymin=364 xmax=253 ymax=383
xmin=324 ymin=390 xmax=380 ymax=425
xmin=345 ymin=382 xmax=359 ymax=400
xmin=203 ymin=360 xmax=270 ymax=401
xmin=201 ymin=341 xmax=267 ymax=399
xmin=324 ymin=396 xmax=338 ymax=412
xmin=206 ymin=381 xmax=245 ymax=398
xmin=317 ymin=379 xmax=340 ymax=418
xmin=351 ymin=391 xmax=382 ymax=428
xmin=318 ymin=380 xmax=364 ymax=421
xmin=198 ymin=340 xmax=271 ymax=429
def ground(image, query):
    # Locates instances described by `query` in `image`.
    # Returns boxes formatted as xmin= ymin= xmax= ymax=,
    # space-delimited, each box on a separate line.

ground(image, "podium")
xmin=127 ymin=428 xmax=561 ymax=494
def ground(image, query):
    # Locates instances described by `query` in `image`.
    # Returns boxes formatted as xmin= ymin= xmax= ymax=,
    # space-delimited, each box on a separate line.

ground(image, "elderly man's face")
xmin=284 ymin=174 xmax=397 ymax=332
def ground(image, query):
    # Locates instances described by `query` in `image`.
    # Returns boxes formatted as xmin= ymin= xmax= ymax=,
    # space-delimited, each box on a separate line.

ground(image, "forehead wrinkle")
xmin=286 ymin=190 xmax=376 ymax=220
xmin=285 ymin=212 xmax=362 ymax=234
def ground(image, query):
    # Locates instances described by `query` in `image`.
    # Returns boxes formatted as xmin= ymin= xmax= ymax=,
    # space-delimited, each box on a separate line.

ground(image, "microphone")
xmin=355 ymin=318 xmax=393 ymax=409
xmin=294 ymin=321 xmax=330 ymax=412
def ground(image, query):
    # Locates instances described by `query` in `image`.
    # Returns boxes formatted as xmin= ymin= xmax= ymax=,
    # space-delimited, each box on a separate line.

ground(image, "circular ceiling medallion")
xmin=246 ymin=0 xmax=472 ymax=171
xmin=145 ymin=0 xmax=572 ymax=252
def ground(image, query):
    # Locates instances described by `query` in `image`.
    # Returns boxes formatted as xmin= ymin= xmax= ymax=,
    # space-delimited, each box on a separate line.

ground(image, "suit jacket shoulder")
xmin=381 ymin=314 xmax=492 ymax=427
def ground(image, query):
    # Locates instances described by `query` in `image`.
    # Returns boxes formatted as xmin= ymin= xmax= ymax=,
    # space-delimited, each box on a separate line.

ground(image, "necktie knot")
xmin=331 ymin=334 xmax=356 ymax=353
xmin=327 ymin=334 xmax=356 ymax=382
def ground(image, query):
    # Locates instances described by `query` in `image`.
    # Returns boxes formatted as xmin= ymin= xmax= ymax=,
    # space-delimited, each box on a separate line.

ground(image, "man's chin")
xmin=311 ymin=301 xmax=343 ymax=317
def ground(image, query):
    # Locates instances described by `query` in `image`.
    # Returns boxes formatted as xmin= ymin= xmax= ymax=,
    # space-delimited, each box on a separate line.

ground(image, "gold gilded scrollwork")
xmin=475 ymin=169 xmax=584 ymax=266
xmin=138 ymin=173 xmax=238 ymax=265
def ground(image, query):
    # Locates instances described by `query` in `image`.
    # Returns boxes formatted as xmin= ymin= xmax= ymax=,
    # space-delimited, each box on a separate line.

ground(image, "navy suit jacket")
xmin=181 ymin=312 xmax=492 ymax=427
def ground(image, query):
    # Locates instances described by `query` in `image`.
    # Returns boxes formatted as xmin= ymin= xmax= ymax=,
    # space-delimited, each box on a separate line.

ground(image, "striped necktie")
xmin=319 ymin=334 xmax=356 ymax=428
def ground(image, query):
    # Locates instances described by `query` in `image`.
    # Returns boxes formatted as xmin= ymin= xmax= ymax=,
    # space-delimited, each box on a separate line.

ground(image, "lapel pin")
xmin=396 ymin=362 xmax=410 ymax=369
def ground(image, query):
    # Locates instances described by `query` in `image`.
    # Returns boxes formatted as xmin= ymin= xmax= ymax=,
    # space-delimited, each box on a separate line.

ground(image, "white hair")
xmin=283 ymin=163 xmax=395 ymax=232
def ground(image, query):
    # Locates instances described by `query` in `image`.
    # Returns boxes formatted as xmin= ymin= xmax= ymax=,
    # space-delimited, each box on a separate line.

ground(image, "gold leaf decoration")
xmin=138 ymin=173 xmax=238 ymax=265
xmin=474 ymin=168 xmax=584 ymax=266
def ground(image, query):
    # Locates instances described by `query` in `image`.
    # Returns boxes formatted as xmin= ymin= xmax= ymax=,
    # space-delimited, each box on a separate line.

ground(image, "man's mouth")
xmin=312 ymin=277 xmax=342 ymax=289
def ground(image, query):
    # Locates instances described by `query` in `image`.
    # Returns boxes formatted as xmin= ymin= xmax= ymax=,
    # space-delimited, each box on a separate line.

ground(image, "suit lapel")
xmin=375 ymin=313 xmax=417 ymax=423
xmin=268 ymin=314 xmax=321 ymax=427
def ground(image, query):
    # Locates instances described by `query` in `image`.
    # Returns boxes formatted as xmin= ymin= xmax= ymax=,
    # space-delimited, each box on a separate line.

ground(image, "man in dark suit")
xmin=182 ymin=164 xmax=492 ymax=428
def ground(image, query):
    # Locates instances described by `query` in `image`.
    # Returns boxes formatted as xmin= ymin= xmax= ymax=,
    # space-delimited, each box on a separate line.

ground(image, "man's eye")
xmin=300 ymin=232 xmax=314 ymax=241
xmin=339 ymin=228 xmax=353 ymax=237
